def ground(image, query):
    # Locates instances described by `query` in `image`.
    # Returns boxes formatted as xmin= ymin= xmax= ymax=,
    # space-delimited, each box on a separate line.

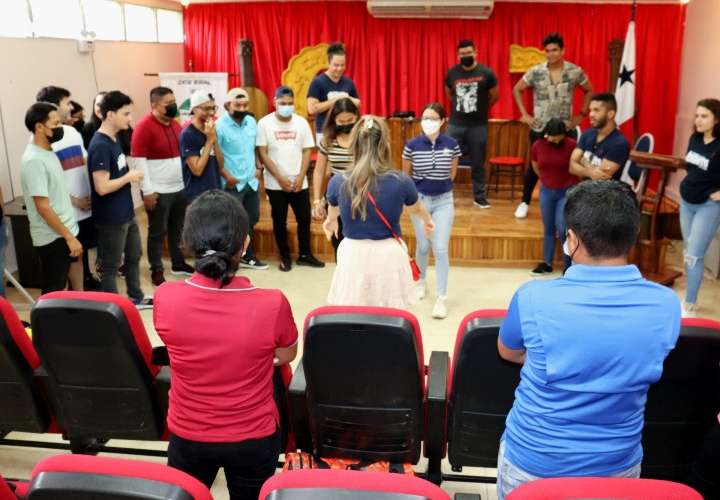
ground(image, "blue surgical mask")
xmin=277 ymin=105 xmax=294 ymax=118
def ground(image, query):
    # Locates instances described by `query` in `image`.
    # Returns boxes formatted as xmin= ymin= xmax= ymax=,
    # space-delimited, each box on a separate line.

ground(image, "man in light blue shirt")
xmin=496 ymin=180 xmax=681 ymax=500
xmin=215 ymin=87 xmax=268 ymax=270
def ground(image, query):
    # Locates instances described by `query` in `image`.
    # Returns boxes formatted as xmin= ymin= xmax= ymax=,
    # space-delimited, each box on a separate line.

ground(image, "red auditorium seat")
xmin=642 ymin=317 xmax=720 ymax=480
xmin=30 ymin=292 xmax=170 ymax=447
xmin=288 ymin=306 xmax=448 ymax=482
xmin=27 ymin=454 xmax=212 ymax=500
xmin=446 ymin=310 xmax=519 ymax=477
xmin=259 ymin=469 xmax=450 ymax=500
xmin=0 ymin=475 xmax=19 ymax=500
xmin=506 ymin=477 xmax=703 ymax=499
xmin=0 ymin=296 xmax=55 ymax=434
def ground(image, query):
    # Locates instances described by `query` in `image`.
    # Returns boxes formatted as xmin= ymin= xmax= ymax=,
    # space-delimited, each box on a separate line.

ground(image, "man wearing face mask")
xmin=216 ymin=87 xmax=268 ymax=270
xmin=132 ymin=86 xmax=194 ymax=286
xmin=445 ymin=39 xmax=499 ymax=209
xmin=496 ymin=180 xmax=681 ymax=500
xmin=21 ymin=102 xmax=82 ymax=294
xmin=180 ymin=91 xmax=223 ymax=202
xmin=256 ymin=86 xmax=323 ymax=272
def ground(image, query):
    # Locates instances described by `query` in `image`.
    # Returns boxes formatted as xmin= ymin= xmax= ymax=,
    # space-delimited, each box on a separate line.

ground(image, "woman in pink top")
xmin=154 ymin=189 xmax=298 ymax=500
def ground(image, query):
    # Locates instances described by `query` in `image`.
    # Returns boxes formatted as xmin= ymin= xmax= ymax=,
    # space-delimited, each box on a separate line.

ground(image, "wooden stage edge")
xmin=253 ymin=187 xmax=573 ymax=269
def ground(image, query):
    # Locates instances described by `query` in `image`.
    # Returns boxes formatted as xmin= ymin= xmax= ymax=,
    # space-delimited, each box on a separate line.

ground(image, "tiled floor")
xmin=1 ymin=211 xmax=717 ymax=499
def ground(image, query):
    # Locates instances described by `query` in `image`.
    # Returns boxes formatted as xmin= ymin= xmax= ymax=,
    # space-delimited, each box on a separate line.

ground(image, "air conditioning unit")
xmin=367 ymin=0 xmax=494 ymax=19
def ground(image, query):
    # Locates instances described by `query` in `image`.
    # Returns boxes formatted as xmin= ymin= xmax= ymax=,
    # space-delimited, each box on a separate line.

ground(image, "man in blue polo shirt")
xmin=216 ymin=87 xmax=267 ymax=270
xmin=496 ymin=180 xmax=681 ymax=499
xmin=570 ymin=93 xmax=630 ymax=181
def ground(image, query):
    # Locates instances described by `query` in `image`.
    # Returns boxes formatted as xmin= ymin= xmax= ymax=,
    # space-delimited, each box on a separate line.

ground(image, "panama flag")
xmin=615 ymin=21 xmax=636 ymax=137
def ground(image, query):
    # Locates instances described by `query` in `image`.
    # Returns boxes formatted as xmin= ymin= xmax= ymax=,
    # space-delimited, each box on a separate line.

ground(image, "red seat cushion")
xmin=507 ymin=477 xmax=703 ymax=500
xmin=0 ymin=475 xmax=18 ymax=500
xmin=31 ymin=455 xmax=212 ymax=500
xmin=489 ymin=156 xmax=524 ymax=166
xmin=39 ymin=291 xmax=159 ymax=377
xmin=681 ymin=317 xmax=720 ymax=331
xmin=0 ymin=296 xmax=39 ymax=369
xmin=260 ymin=469 xmax=450 ymax=500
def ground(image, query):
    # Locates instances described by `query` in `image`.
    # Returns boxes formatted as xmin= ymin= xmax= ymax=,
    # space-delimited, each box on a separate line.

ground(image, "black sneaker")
xmin=473 ymin=197 xmax=491 ymax=209
xmin=530 ymin=262 xmax=554 ymax=276
xmin=279 ymin=257 xmax=292 ymax=272
xmin=240 ymin=256 xmax=269 ymax=270
xmin=131 ymin=297 xmax=154 ymax=310
xmin=297 ymin=254 xmax=325 ymax=268
xmin=171 ymin=262 xmax=195 ymax=276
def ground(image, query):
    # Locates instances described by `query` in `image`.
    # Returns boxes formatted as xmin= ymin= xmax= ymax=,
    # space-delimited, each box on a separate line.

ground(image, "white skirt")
xmin=327 ymin=237 xmax=416 ymax=309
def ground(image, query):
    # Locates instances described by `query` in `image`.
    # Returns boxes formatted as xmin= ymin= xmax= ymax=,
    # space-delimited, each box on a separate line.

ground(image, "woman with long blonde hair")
xmin=323 ymin=115 xmax=434 ymax=308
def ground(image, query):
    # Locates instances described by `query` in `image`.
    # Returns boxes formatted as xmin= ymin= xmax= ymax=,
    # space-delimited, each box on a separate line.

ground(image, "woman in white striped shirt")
xmin=311 ymin=98 xmax=359 ymax=255
xmin=402 ymin=103 xmax=460 ymax=319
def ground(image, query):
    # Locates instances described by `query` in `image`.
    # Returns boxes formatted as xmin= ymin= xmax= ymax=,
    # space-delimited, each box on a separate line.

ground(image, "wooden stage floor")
xmin=252 ymin=186 xmax=557 ymax=268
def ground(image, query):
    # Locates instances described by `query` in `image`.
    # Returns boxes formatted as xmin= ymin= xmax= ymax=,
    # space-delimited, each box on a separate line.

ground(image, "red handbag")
xmin=367 ymin=193 xmax=421 ymax=282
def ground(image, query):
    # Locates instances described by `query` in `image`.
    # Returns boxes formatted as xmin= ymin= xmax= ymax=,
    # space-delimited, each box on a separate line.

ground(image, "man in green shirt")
xmin=21 ymin=102 xmax=82 ymax=294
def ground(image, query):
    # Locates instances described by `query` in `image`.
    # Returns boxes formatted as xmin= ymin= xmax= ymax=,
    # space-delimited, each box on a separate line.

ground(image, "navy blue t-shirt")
xmin=180 ymin=124 xmax=221 ymax=201
xmin=576 ymin=128 xmax=630 ymax=181
xmin=307 ymin=73 xmax=359 ymax=133
xmin=87 ymin=132 xmax=134 ymax=225
xmin=680 ymin=133 xmax=720 ymax=204
xmin=327 ymin=172 xmax=418 ymax=240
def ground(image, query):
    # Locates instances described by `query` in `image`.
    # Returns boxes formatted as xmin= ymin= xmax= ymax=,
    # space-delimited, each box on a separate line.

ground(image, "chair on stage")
xmin=30 ymin=291 xmax=170 ymax=448
xmin=487 ymin=121 xmax=529 ymax=200
xmin=506 ymin=477 xmax=702 ymax=500
xmin=446 ymin=310 xmax=520 ymax=480
xmin=27 ymin=454 xmax=212 ymax=500
xmin=260 ymin=469 xmax=450 ymax=500
xmin=620 ymin=132 xmax=654 ymax=194
xmin=288 ymin=306 xmax=448 ymax=483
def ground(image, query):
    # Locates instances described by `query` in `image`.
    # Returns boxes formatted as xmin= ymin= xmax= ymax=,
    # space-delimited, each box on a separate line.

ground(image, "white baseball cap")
xmin=225 ymin=87 xmax=249 ymax=103
xmin=190 ymin=90 xmax=214 ymax=111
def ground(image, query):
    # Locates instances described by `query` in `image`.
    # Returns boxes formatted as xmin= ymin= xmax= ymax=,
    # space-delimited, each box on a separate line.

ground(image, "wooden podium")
xmin=628 ymin=151 xmax=685 ymax=285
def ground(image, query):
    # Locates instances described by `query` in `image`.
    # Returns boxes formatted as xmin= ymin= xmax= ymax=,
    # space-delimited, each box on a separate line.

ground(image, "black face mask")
xmin=73 ymin=120 xmax=85 ymax=134
xmin=48 ymin=126 xmax=64 ymax=144
xmin=232 ymin=110 xmax=250 ymax=122
xmin=336 ymin=123 xmax=355 ymax=135
xmin=165 ymin=103 xmax=178 ymax=118
xmin=460 ymin=55 xmax=475 ymax=67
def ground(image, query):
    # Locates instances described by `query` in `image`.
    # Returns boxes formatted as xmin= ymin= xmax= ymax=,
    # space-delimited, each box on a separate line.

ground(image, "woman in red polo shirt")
xmin=529 ymin=118 xmax=579 ymax=277
xmin=153 ymin=189 xmax=298 ymax=500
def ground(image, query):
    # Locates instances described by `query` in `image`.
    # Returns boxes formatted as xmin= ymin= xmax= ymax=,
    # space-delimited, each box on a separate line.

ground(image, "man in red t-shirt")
xmin=529 ymin=118 xmax=579 ymax=276
xmin=131 ymin=87 xmax=193 ymax=287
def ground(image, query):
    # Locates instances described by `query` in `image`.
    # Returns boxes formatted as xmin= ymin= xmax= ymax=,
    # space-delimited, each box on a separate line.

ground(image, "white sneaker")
xmin=682 ymin=302 xmax=697 ymax=318
xmin=415 ymin=280 xmax=427 ymax=301
xmin=432 ymin=296 xmax=448 ymax=319
xmin=514 ymin=202 xmax=529 ymax=219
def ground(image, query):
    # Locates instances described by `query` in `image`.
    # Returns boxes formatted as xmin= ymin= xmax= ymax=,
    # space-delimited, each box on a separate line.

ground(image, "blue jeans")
xmin=496 ymin=441 xmax=642 ymax=500
xmin=0 ymin=220 xmax=7 ymax=297
xmin=539 ymin=185 xmax=571 ymax=269
xmin=680 ymin=198 xmax=720 ymax=304
xmin=410 ymin=191 xmax=454 ymax=296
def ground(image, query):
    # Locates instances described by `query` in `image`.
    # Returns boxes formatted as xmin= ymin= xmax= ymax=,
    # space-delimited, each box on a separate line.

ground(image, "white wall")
xmin=671 ymin=0 xmax=720 ymax=197
xmin=0 ymin=37 xmax=184 ymax=202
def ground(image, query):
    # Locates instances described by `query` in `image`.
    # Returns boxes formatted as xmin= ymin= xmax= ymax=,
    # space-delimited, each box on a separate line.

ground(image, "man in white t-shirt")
xmin=36 ymin=86 xmax=100 ymax=291
xmin=256 ymin=86 xmax=324 ymax=271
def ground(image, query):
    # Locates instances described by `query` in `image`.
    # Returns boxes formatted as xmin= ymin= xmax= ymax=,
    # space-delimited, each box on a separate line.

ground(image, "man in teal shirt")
xmin=21 ymin=102 xmax=82 ymax=294
xmin=216 ymin=87 xmax=267 ymax=270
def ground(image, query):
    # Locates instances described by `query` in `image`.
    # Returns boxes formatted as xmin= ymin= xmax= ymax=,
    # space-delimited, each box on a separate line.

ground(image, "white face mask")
xmin=563 ymin=239 xmax=573 ymax=257
xmin=421 ymin=119 xmax=441 ymax=136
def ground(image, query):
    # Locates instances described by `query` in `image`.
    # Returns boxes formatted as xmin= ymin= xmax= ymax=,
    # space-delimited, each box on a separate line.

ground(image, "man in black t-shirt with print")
xmin=445 ymin=39 xmax=499 ymax=208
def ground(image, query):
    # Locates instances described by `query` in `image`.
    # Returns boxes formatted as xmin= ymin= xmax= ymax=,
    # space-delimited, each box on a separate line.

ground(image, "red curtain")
xmin=184 ymin=1 xmax=685 ymax=154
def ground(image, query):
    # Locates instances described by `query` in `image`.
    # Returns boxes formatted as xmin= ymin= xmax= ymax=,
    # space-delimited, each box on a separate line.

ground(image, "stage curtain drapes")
xmin=184 ymin=1 xmax=685 ymax=153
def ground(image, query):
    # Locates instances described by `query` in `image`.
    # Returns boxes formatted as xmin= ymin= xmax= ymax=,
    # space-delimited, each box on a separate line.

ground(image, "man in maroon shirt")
xmin=131 ymin=87 xmax=193 ymax=286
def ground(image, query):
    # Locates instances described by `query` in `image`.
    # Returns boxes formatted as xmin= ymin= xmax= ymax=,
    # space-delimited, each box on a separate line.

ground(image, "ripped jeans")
xmin=680 ymin=197 xmax=720 ymax=304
